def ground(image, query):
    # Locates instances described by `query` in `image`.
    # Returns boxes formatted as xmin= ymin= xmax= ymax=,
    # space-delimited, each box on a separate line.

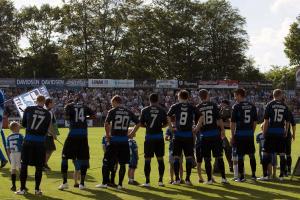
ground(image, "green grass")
xmin=0 ymin=126 xmax=299 ymax=200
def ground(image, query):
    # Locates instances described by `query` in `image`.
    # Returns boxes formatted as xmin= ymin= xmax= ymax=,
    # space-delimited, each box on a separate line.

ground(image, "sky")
xmin=12 ymin=0 xmax=300 ymax=72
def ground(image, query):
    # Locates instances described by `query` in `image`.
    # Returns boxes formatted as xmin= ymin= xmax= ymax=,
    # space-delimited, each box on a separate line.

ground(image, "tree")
xmin=264 ymin=66 xmax=297 ymax=89
xmin=0 ymin=0 xmax=22 ymax=77
xmin=18 ymin=4 xmax=62 ymax=78
xmin=284 ymin=16 xmax=300 ymax=65
xmin=239 ymin=58 xmax=265 ymax=81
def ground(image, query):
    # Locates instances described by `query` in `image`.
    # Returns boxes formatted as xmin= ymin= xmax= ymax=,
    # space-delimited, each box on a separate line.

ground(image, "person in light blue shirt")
xmin=6 ymin=121 xmax=24 ymax=191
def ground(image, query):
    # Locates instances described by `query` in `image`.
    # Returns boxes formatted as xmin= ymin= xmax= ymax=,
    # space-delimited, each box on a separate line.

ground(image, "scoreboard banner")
xmin=156 ymin=80 xmax=178 ymax=88
xmin=13 ymin=86 xmax=50 ymax=118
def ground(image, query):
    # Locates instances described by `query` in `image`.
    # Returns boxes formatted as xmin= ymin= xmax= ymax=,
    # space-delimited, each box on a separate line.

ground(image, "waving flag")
xmin=13 ymin=86 xmax=50 ymax=118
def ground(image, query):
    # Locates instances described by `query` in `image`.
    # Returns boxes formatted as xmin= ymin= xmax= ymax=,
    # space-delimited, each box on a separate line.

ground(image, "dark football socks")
xmin=11 ymin=174 xmax=16 ymax=187
xmin=174 ymin=158 xmax=180 ymax=181
xmin=118 ymin=165 xmax=126 ymax=186
xmin=204 ymin=158 xmax=212 ymax=181
xmin=279 ymin=155 xmax=286 ymax=177
xmin=249 ymin=154 xmax=256 ymax=177
xmin=262 ymin=154 xmax=270 ymax=177
xmin=217 ymin=158 xmax=226 ymax=179
xmin=186 ymin=158 xmax=193 ymax=181
xmin=20 ymin=164 xmax=28 ymax=190
xmin=286 ymin=155 xmax=292 ymax=172
xmin=158 ymin=159 xmax=165 ymax=182
xmin=238 ymin=157 xmax=245 ymax=179
xmin=35 ymin=167 xmax=43 ymax=190
xmin=61 ymin=159 xmax=68 ymax=184
xmin=144 ymin=160 xmax=151 ymax=183
xmin=80 ymin=167 xmax=87 ymax=185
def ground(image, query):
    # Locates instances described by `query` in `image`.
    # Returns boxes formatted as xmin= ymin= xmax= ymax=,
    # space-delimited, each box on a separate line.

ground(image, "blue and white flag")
xmin=13 ymin=86 xmax=50 ymax=118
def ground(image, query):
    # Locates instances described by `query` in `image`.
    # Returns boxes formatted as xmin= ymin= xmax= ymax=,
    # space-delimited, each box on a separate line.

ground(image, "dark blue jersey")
xmin=167 ymin=102 xmax=199 ymax=132
xmin=140 ymin=105 xmax=167 ymax=135
xmin=231 ymin=101 xmax=257 ymax=137
xmin=65 ymin=102 xmax=94 ymax=130
xmin=22 ymin=106 xmax=51 ymax=139
xmin=196 ymin=101 xmax=220 ymax=137
xmin=287 ymin=110 xmax=296 ymax=138
xmin=6 ymin=133 xmax=24 ymax=153
xmin=105 ymin=106 xmax=139 ymax=137
xmin=264 ymin=100 xmax=290 ymax=135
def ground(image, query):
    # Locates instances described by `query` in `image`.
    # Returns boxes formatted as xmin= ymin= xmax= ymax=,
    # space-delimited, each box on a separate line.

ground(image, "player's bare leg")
xmin=197 ymin=162 xmax=204 ymax=183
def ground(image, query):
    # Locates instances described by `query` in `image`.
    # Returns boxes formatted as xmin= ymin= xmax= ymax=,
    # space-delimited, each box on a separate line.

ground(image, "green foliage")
xmin=0 ymin=0 xmax=252 ymax=79
xmin=284 ymin=16 xmax=300 ymax=65
xmin=264 ymin=65 xmax=297 ymax=89
xmin=0 ymin=0 xmax=22 ymax=77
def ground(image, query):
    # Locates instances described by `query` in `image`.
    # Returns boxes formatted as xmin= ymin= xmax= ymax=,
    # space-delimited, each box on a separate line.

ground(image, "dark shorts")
xmin=144 ymin=139 xmax=165 ymax=158
xmin=235 ymin=137 xmax=255 ymax=155
xmin=62 ymin=137 xmax=90 ymax=161
xmin=104 ymin=142 xmax=130 ymax=165
xmin=201 ymin=137 xmax=223 ymax=158
xmin=21 ymin=141 xmax=46 ymax=167
xmin=45 ymin=136 xmax=56 ymax=152
xmin=173 ymin=138 xmax=194 ymax=157
xmin=285 ymin=137 xmax=292 ymax=155
xmin=264 ymin=135 xmax=286 ymax=154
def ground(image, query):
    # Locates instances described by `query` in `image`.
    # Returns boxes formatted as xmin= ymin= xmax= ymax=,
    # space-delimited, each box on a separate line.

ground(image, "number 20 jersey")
xmin=105 ymin=106 xmax=139 ymax=136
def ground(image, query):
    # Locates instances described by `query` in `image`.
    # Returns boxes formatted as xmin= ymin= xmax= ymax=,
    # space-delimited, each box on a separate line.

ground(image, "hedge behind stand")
xmin=291 ymin=157 xmax=300 ymax=181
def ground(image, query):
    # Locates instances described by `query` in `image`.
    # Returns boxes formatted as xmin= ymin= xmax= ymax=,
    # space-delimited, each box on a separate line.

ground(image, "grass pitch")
xmin=0 ymin=126 xmax=299 ymax=200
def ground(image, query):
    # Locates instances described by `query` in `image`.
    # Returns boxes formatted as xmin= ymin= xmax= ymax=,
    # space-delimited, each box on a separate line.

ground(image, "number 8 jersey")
xmin=105 ymin=106 xmax=139 ymax=136
xmin=167 ymin=103 xmax=199 ymax=132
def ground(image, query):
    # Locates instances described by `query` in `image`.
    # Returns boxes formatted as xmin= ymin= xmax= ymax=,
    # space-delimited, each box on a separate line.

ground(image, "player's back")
xmin=264 ymin=100 xmax=289 ymax=130
xmin=140 ymin=105 xmax=167 ymax=134
xmin=65 ymin=102 xmax=93 ymax=131
xmin=196 ymin=101 xmax=220 ymax=134
xmin=106 ymin=106 xmax=139 ymax=137
xmin=232 ymin=101 xmax=257 ymax=131
xmin=22 ymin=106 xmax=51 ymax=138
xmin=168 ymin=102 xmax=198 ymax=132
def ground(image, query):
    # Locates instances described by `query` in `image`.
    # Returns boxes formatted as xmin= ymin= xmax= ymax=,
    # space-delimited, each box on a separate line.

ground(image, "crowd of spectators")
xmin=2 ymin=87 xmax=300 ymax=123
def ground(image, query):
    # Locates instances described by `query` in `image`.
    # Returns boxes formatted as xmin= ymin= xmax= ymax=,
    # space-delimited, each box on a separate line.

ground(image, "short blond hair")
xmin=9 ymin=121 xmax=20 ymax=131
xmin=273 ymin=89 xmax=283 ymax=99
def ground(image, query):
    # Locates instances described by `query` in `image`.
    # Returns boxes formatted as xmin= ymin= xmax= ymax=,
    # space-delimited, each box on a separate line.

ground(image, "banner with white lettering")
xmin=88 ymin=79 xmax=115 ymax=88
xmin=65 ymin=79 xmax=87 ymax=88
xmin=156 ymin=80 xmax=178 ymax=89
xmin=13 ymin=86 xmax=50 ymax=118
xmin=114 ymin=80 xmax=134 ymax=88
xmin=0 ymin=78 xmax=16 ymax=88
